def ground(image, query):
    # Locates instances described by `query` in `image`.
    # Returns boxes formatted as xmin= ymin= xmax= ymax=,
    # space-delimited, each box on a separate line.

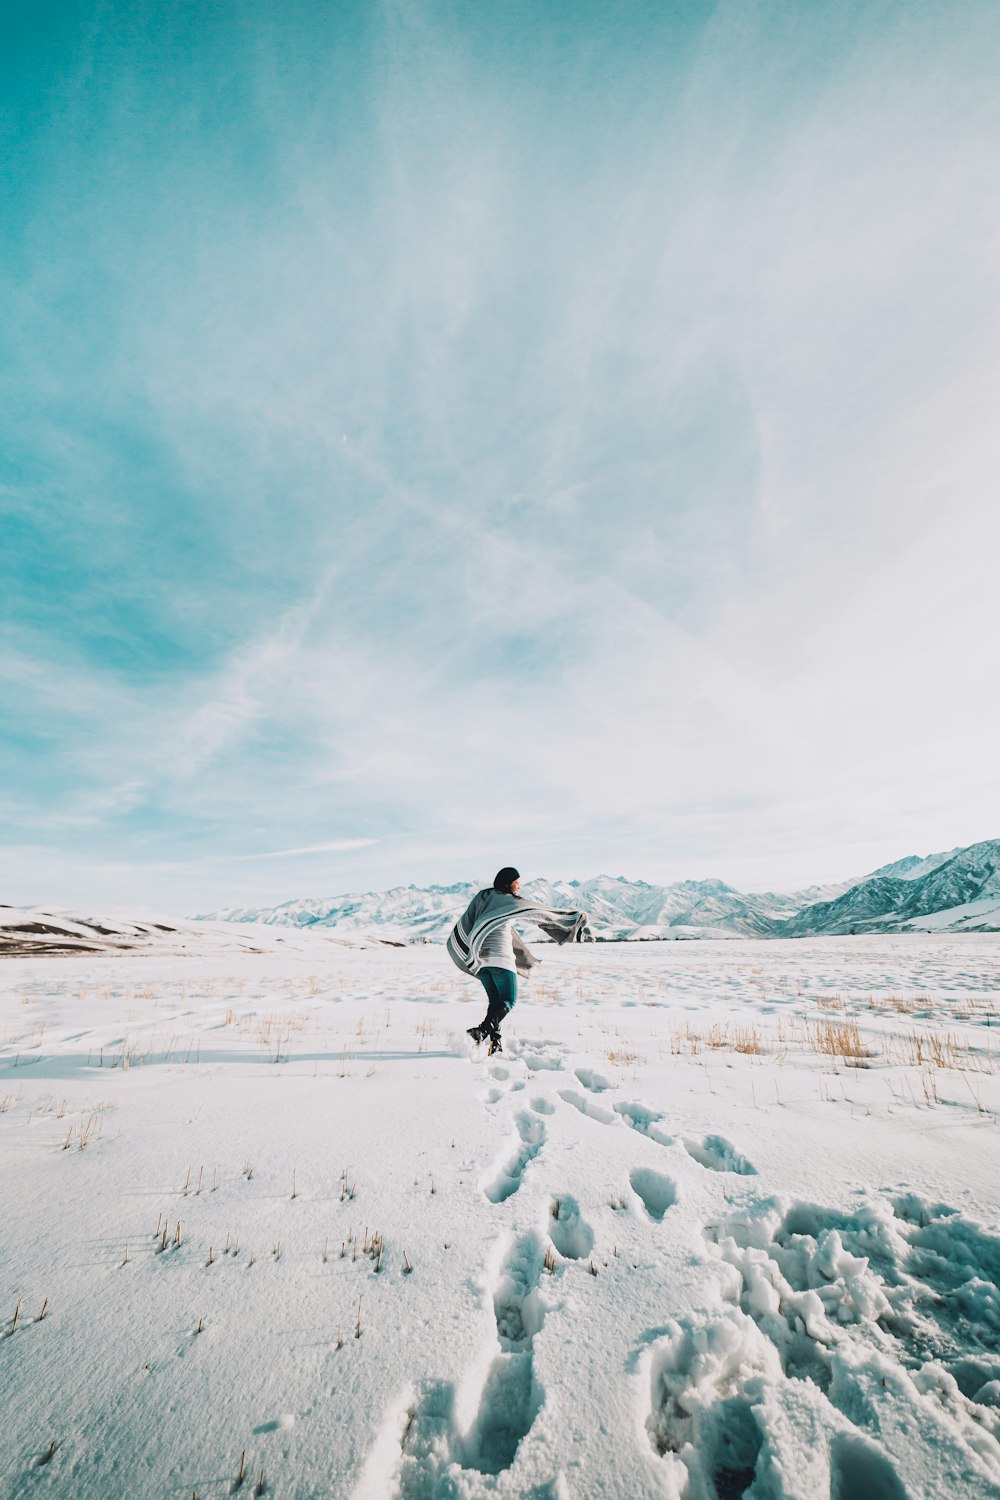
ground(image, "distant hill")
xmin=197 ymin=838 xmax=1000 ymax=940
xmin=0 ymin=907 xmax=356 ymax=958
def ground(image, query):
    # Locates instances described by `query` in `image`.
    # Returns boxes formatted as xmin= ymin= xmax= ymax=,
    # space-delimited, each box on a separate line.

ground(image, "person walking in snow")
xmin=448 ymin=867 xmax=591 ymax=1055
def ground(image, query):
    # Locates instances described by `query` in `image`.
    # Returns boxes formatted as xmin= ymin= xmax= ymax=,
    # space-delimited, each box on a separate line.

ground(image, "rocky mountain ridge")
xmin=779 ymin=839 xmax=1000 ymax=936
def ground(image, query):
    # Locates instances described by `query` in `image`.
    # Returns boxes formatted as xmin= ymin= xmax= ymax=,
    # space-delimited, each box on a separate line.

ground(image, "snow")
xmin=1 ymin=934 xmax=999 ymax=1498
xmin=902 ymin=896 xmax=1000 ymax=934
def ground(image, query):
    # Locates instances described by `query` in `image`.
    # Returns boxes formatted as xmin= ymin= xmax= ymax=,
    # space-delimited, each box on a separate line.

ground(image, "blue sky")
xmin=3 ymin=0 xmax=999 ymax=912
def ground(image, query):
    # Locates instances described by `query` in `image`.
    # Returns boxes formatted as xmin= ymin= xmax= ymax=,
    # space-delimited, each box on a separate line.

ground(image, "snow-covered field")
xmin=2 ymin=936 xmax=999 ymax=1499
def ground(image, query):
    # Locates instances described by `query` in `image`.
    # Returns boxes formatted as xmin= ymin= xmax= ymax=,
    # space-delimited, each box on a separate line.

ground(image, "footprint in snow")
xmin=614 ymin=1099 xmax=675 ymax=1148
xmin=829 ymin=1434 xmax=910 ymax=1500
xmin=353 ymin=1236 xmax=549 ymax=1491
xmin=701 ymin=1396 xmax=765 ymax=1500
xmin=355 ymin=1380 xmax=455 ymax=1500
xmin=548 ymin=1194 xmax=595 ymax=1260
xmin=613 ymin=1102 xmax=757 ymax=1178
xmin=557 ymin=1089 xmax=618 ymax=1126
xmin=458 ymin=1232 xmax=547 ymax=1475
xmin=574 ymin=1066 xmax=612 ymax=1093
xmin=682 ymin=1135 xmax=756 ymax=1176
xmin=630 ymin=1167 xmax=678 ymax=1222
xmin=644 ymin=1308 xmax=778 ymax=1496
xmin=481 ymin=1113 xmax=546 ymax=1204
xmin=510 ymin=1040 xmax=565 ymax=1072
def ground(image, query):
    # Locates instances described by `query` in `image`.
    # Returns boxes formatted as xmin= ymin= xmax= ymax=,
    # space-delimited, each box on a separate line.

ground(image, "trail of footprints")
xmin=559 ymin=1065 xmax=756 ymax=1175
xmin=544 ymin=1055 xmax=1000 ymax=1493
xmin=365 ymin=1040 xmax=1000 ymax=1496
xmin=478 ymin=1046 xmax=1000 ymax=1493
xmin=480 ymin=1049 xmax=755 ymax=1215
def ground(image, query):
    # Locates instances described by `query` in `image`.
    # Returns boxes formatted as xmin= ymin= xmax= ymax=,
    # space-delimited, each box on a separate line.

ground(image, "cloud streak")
xmin=235 ymin=840 xmax=379 ymax=861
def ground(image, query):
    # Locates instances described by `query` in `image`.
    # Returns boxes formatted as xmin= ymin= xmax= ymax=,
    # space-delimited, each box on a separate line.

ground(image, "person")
xmin=447 ymin=867 xmax=591 ymax=1055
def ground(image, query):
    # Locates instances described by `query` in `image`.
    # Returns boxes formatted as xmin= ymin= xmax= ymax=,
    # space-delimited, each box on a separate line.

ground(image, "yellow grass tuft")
xmin=812 ymin=1019 xmax=869 ymax=1066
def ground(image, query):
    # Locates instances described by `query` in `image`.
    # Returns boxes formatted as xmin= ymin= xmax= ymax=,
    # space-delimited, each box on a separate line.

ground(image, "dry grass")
xmin=877 ymin=993 xmax=927 ymax=1015
xmin=669 ymin=1023 xmax=703 ymax=1055
xmin=810 ymin=993 xmax=847 ymax=1012
xmin=62 ymin=1109 xmax=106 ymax=1150
xmin=812 ymin=1019 xmax=869 ymax=1066
xmin=606 ymin=1046 xmax=638 ymax=1067
xmin=667 ymin=1022 xmax=765 ymax=1057
xmin=883 ymin=1028 xmax=995 ymax=1073
xmin=905 ymin=1030 xmax=959 ymax=1069
xmin=705 ymin=1023 xmax=765 ymax=1055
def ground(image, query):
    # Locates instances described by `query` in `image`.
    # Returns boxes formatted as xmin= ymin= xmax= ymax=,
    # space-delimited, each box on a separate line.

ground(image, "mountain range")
xmin=199 ymin=837 xmax=1000 ymax=941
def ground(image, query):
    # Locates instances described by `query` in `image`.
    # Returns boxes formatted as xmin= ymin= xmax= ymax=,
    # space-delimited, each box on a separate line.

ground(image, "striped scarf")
xmin=447 ymin=888 xmax=592 ymax=978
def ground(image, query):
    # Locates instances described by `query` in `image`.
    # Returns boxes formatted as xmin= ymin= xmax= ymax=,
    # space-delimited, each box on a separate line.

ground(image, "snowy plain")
xmin=1 ymin=935 xmax=999 ymax=1500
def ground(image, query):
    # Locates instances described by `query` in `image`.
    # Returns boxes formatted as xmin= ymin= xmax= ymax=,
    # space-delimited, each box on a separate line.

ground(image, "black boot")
xmin=487 ymin=1026 xmax=503 ymax=1056
xmin=467 ymin=1024 xmax=485 ymax=1045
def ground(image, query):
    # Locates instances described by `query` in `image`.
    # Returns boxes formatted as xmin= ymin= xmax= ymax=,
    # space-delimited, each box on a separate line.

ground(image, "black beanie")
xmin=493 ymin=867 xmax=520 ymax=894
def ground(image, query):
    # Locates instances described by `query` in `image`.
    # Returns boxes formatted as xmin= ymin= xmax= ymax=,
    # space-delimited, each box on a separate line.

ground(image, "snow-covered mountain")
xmin=864 ymin=848 xmax=960 ymax=882
xmin=198 ymin=841 xmax=1000 ymax=941
xmin=779 ymin=838 xmax=1000 ymax=936
xmin=207 ymin=883 xmax=480 ymax=945
xmin=201 ymin=874 xmax=807 ymax=943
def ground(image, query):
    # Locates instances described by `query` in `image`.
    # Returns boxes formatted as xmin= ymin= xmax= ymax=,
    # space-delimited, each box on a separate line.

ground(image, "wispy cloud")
xmin=235 ymin=840 xmax=378 ymax=861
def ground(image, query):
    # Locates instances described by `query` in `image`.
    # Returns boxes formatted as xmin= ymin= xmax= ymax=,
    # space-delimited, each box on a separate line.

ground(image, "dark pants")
xmin=478 ymin=966 xmax=517 ymax=1035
